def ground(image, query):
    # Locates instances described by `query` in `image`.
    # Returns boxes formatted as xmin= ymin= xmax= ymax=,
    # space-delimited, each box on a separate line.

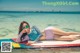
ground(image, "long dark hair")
xmin=18 ymin=21 xmax=30 ymax=34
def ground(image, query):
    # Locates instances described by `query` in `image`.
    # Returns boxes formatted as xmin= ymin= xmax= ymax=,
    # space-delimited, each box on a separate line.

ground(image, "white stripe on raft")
xmin=31 ymin=39 xmax=80 ymax=47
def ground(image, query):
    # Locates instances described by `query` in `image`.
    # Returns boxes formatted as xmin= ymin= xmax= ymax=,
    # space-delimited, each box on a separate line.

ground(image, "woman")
xmin=16 ymin=21 xmax=80 ymax=43
xmin=16 ymin=21 xmax=30 ymax=43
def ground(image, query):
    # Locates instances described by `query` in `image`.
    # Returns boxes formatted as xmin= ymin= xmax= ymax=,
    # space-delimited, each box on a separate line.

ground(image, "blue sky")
xmin=0 ymin=0 xmax=80 ymax=11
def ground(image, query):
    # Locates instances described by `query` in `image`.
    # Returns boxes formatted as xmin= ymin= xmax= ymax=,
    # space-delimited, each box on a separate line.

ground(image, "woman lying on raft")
xmin=16 ymin=21 xmax=80 ymax=44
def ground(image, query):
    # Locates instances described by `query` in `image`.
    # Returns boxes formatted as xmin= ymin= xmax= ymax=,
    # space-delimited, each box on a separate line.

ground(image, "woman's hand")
xmin=24 ymin=28 xmax=30 ymax=34
xmin=19 ymin=28 xmax=30 ymax=35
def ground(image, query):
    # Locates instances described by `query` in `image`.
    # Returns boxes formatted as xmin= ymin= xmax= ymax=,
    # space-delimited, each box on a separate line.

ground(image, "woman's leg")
xmin=51 ymin=27 xmax=80 ymax=36
xmin=54 ymin=35 xmax=79 ymax=41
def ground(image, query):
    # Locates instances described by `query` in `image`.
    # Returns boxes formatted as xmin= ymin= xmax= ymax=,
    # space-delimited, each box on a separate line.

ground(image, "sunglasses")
xmin=25 ymin=25 xmax=29 ymax=28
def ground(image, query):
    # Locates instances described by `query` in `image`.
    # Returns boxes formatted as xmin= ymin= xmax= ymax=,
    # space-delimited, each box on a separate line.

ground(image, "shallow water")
xmin=0 ymin=12 xmax=80 ymax=39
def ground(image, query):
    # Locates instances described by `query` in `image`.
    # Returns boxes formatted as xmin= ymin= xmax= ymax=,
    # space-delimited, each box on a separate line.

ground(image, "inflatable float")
xmin=0 ymin=38 xmax=80 ymax=49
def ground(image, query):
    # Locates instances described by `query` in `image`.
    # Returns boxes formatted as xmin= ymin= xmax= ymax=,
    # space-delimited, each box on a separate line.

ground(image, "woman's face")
xmin=23 ymin=23 xmax=27 ymax=28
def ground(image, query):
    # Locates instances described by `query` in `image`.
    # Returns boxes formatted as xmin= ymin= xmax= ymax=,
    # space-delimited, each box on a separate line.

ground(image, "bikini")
xmin=44 ymin=26 xmax=55 ymax=40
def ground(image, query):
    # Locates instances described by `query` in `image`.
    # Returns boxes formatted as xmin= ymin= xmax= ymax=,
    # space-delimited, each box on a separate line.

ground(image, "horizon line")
xmin=0 ymin=11 xmax=80 ymax=14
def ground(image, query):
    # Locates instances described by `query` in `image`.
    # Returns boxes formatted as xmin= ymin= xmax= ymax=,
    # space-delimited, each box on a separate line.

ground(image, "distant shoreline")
xmin=0 ymin=11 xmax=80 ymax=14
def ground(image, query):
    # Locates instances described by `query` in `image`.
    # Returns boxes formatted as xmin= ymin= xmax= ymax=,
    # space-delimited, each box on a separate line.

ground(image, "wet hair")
xmin=18 ymin=21 xmax=30 ymax=34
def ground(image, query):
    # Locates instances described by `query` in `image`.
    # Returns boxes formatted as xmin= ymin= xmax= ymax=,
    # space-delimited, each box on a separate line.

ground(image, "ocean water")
xmin=0 ymin=12 xmax=80 ymax=39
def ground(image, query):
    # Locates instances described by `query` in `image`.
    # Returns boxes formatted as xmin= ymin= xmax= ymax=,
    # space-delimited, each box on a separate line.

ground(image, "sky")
xmin=0 ymin=0 xmax=80 ymax=11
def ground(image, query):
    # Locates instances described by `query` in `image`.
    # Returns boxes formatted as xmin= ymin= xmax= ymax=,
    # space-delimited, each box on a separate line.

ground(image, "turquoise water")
xmin=0 ymin=12 xmax=80 ymax=39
